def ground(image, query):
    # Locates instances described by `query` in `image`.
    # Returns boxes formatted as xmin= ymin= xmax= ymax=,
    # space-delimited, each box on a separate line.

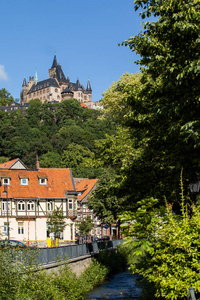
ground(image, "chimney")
xmin=36 ymin=155 xmax=40 ymax=170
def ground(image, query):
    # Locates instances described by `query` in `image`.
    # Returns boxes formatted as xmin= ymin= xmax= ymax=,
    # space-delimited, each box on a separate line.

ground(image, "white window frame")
xmin=27 ymin=200 xmax=34 ymax=211
xmin=18 ymin=222 xmax=24 ymax=234
xmin=20 ymin=178 xmax=28 ymax=185
xmin=2 ymin=201 xmax=10 ymax=211
xmin=68 ymin=199 xmax=73 ymax=210
xmin=47 ymin=200 xmax=53 ymax=211
xmin=39 ymin=178 xmax=47 ymax=185
xmin=2 ymin=178 xmax=10 ymax=185
xmin=18 ymin=200 xmax=25 ymax=211
xmin=3 ymin=222 xmax=8 ymax=235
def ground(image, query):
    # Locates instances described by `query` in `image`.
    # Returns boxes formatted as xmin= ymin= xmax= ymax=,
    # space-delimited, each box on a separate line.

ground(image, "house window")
xmin=27 ymin=201 xmax=34 ymax=211
xmin=68 ymin=200 xmax=73 ymax=210
xmin=21 ymin=178 xmax=28 ymax=185
xmin=18 ymin=222 xmax=24 ymax=234
xmin=18 ymin=201 xmax=25 ymax=211
xmin=2 ymin=178 xmax=10 ymax=185
xmin=39 ymin=178 xmax=47 ymax=185
xmin=2 ymin=201 xmax=10 ymax=211
xmin=3 ymin=222 xmax=8 ymax=235
xmin=47 ymin=200 xmax=53 ymax=211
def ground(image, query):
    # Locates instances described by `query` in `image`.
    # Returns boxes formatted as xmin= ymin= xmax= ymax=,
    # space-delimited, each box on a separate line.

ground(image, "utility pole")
xmin=3 ymin=185 xmax=9 ymax=240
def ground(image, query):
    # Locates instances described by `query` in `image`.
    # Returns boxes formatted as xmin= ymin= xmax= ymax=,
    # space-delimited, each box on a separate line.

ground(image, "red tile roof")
xmin=0 ymin=158 xmax=28 ymax=170
xmin=75 ymin=178 xmax=98 ymax=203
xmin=0 ymin=168 xmax=76 ymax=199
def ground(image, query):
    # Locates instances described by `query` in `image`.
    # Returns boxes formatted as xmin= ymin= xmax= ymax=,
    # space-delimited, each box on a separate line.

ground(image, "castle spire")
xmin=86 ymin=79 xmax=92 ymax=91
xmin=22 ymin=77 xmax=27 ymax=87
xmin=52 ymin=54 xmax=58 ymax=68
xmin=35 ymin=70 xmax=38 ymax=83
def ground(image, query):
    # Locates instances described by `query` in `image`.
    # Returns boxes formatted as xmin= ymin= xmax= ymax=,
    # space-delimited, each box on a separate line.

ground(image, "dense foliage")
xmin=88 ymin=0 xmax=200 ymax=223
xmin=121 ymin=184 xmax=200 ymax=299
xmin=47 ymin=207 xmax=67 ymax=241
xmin=0 ymin=96 xmax=116 ymax=178
xmin=78 ymin=215 xmax=93 ymax=236
xmin=0 ymin=245 xmax=129 ymax=300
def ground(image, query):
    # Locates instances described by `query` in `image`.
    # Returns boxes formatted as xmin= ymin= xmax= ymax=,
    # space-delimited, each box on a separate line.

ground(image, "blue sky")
xmin=0 ymin=0 xmax=142 ymax=102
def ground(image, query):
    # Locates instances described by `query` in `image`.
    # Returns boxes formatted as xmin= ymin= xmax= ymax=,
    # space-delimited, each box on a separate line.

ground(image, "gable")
xmin=0 ymin=158 xmax=28 ymax=170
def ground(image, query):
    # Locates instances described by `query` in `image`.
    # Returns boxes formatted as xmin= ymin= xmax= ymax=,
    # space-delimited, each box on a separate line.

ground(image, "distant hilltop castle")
xmin=20 ymin=55 xmax=93 ymax=107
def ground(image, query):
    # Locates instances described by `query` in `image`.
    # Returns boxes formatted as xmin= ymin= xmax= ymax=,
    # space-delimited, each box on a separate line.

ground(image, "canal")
xmin=86 ymin=271 xmax=142 ymax=300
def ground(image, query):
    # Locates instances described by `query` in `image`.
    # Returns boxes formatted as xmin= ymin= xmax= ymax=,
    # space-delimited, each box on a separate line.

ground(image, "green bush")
xmin=16 ymin=259 xmax=109 ymax=300
xmin=121 ymin=193 xmax=200 ymax=299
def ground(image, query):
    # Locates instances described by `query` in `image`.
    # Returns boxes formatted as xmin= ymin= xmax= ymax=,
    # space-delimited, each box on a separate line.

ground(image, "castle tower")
xmin=86 ymin=79 xmax=92 ymax=102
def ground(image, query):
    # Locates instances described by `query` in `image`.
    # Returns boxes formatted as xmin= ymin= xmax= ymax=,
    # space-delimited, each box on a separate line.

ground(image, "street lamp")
xmin=3 ymin=185 xmax=9 ymax=240
xmin=189 ymin=180 xmax=200 ymax=202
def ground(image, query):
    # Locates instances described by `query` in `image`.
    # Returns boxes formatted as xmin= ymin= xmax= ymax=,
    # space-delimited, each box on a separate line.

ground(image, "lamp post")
xmin=189 ymin=180 xmax=200 ymax=202
xmin=3 ymin=185 xmax=9 ymax=240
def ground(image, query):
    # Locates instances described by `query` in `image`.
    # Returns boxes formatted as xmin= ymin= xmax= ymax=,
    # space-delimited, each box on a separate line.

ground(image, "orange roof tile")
xmin=0 ymin=168 xmax=76 ymax=199
xmin=75 ymin=178 xmax=98 ymax=202
xmin=80 ymin=103 xmax=87 ymax=108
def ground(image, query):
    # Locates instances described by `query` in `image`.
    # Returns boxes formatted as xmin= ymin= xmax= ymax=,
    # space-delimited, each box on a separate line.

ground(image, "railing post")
xmin=187 ymin=287 xmax=196 ymax=300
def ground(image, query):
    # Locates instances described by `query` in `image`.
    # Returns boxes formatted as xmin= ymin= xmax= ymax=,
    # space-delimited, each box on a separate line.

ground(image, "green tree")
xmin=40 ymin=151 xmax=61 ymax=168
xmin=47 ymin=207 xmax=67 ymax=242
xmin=61 ymin=143 xmax=98 ymax=178
xmin=121 ymin=193 xmax=200 ymax=299
xmin=0 ymin=88 xmax=14 ymax=105
xmin=78 ymin=215 xmax=93 ymax=236
xmin=118 ymin=0 xmax=200 ymax=203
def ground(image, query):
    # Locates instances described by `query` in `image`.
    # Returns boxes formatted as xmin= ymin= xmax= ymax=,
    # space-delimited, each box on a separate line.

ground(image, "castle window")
xmin=88 ymin=95 xmax=90 ymax=99
xmin=55 ymin=88 xmax=58 ymax=93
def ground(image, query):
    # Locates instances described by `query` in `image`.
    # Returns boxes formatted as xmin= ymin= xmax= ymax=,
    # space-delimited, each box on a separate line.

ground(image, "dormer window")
xmin=39 ymin=178 xmax=47 ymax=185
xmin=2 ymin=178 xmax=10 ymax=185
xmin=21 ymin=178 xmax=28 ymax=185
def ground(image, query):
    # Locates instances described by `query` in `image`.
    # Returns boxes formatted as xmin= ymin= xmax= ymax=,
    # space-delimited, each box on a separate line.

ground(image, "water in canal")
xmin=86 ymin=271 xmax=142 ymax=300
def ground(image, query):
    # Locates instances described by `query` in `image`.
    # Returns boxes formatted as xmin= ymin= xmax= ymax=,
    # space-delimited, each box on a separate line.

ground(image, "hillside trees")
xmin=0 ymin=98 xmax=116 ymax=175
xmin=0 ymin=88 xmax=14 ymax=105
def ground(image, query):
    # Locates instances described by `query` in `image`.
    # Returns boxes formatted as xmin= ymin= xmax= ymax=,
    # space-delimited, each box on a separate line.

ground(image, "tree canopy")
xmin=0 ymin=98 xmax=116 ymax=177
xmin=88 ymin=0 xmax=200 ymax=223
xmin=0 ymin=88 xmax=14 ymax=106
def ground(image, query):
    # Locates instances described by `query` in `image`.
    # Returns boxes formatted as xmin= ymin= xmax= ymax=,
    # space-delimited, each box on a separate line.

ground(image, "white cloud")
xmin=0 ymin=65 xmax=8 ymax=80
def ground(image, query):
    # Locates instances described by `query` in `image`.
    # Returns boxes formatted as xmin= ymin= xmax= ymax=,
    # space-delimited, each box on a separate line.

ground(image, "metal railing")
xmin=36 ymin=239 xmax=123 ymax=265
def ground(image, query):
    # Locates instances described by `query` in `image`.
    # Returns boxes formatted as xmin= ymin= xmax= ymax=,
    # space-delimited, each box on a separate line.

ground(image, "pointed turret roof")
xmin=35 ymin=70 xmax=38 ymax=83
xmin=52 ymin=54 xmax=58 ymax=68
xmin=22 ymin=77 xmax=27 ymax=87
xmin=86 ymin=79 xmax=92 ymax=91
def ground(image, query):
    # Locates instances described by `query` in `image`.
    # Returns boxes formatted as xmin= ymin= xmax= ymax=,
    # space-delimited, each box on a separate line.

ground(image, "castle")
xmin=20 ymin=55 xmax=93 ymax=107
